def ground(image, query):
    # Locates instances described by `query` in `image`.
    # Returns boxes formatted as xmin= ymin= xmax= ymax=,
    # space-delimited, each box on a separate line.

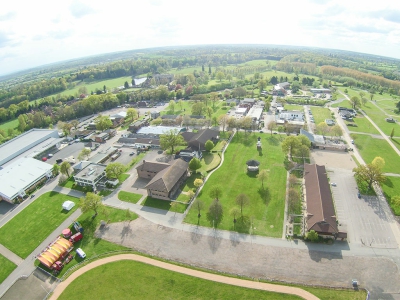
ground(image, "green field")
xmin=199 ymin=152 xmax=221 ymax=173
xmin=0 ymin=254 xmax=16 ymax=284
xmin=346 ymin=116 xmax=380 ymax=134
xmin=185 ymin=133 xmax=287 ymax=237
xmin=361 ymin=103 xmax=400 ymax=136
xmin=284 ymin=104 xmax=304 ymax=111
xmin=0 ymin=119 xmax=20 ymax=134
xmin=310 ymin=106 xmax=332 ymax=125
xmin=381 ymin=176 xmax=400 ymax=215
xmin=142 ymin=197 xmax=187 ymax=213
xmin=118 ymin=191 xmax=142 ymax=204
xmin=58 ymin=260 xmax=302 ymax=300
xmin=0 ymin=192 xmax=79 ymax=258
xmin=350 ymin=134 xmax=400 ymax=173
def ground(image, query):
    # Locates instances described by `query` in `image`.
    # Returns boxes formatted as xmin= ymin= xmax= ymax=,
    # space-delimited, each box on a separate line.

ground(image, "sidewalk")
xmin=0 ymin=244 xmax=23 ymax=265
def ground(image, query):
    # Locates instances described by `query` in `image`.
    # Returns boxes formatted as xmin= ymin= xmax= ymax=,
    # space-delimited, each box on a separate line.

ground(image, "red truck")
xmin=69 ymin=232 xmax=83 ymax=243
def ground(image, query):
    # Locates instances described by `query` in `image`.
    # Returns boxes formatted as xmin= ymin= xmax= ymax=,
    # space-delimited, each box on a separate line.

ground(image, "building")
xmin=129 ymin=119 xmax=149 ymax=133
xmin=304 ymin=164 xmax=346 ymax=239
xmin=150 ymin=111 xmax=160 ymax=119
xmin=0 ymin=129 xmax=62 ymax=166
xmin=181 ymin=128 xmax=220 ymax=150
xmin=247 ymin=106 xmax=264 ymax=122
xmin=89 ymin=147 xmax=118 ymax=164
xmin=73 ymin=163 xmax=106 ymax=190
xmin=136 ymin=126 xmax=184 ymax=135
xmin=273 ymin=82 xmax=290 ymax=96
xmin=95 ymin=132 xmax=109 ymax=143
xmin=279 ymin=110 xmax=304 ymax=122
xmin=136 ymin=159 xmax=188 ymax=200
xmin=310 ymin=88 xmax=331 ymax=94
xmin=0 ymin=157 xmax=53 ymax=203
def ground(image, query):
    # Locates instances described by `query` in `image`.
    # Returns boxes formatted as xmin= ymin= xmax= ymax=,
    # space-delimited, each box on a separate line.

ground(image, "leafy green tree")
xmin=257 ymin=169 xmax=268 ymax=189
xmin=209 ymin=185 xmax=223 ymax=201
xmin=230 ymin=207 xmax=240 ymax=224
xmin=350 ymin=96 xmax=361 ymax=109
xmin=193 ymin=199 xmax=204 ymax=218
xmin=52 ymin=164 xmax=60 ymax=177
xmin=232 ymin=87 xmax=247 ymax=99
xmin=124 ymin=81 xmax=129 ymax=89
xmin=78 ymin=148 xmax=91 ymax=161
xmin=235 ymin=193 xmax=249 ymax=216
xmin=192 ymin=102 xmax=205 ymax=115
xmin=105 ymin=162 xmax=125 ymax=179
xmin=194 ymin=178 xmax=203 ymax=189
xmin=306 ymin=230 xmax=319 ymax=242
xmin=288 ymin=188 xmax=300 ymax=213
xmin=392 ymin=195 xmax=400 ymax=207
xmin=353 ymin=157 xmax=386 ymax=190
xmin=330 ymin=124 xmax=343 ymax=138
xmin=205 ymin=140 xmax=214 ymax=151
xmin=218 ymin=115 xmax=229 ymax=132
xmin=296 ymin=145 xmax=310 ymax=163
xmin=168 ymin=100 xmax=176 ymax=113
xmin=216 ymin=71 xmax=225 ymax=82
xmin=18 ymin=115 xmax=27 ymax=132
xmin=257 ymin=80 xmax=267 ymax=92
xmin=60 ymin=161 xmax=72 ymax=177
xmin=80 ymin=192 xmax=103 ymax=217
xmin=159 ymin=129 xmax=186 ymax=154
xmin=95 ymin=115 xmax=112 ymax=131
xmin=207 ymin=199 xmax=223 ymax=227
xmin=390 ymin=128 xmax=395 ymax=139
xmin=281 ymin=136 xmax=301 ymax=159
xmin=189 ymin=158 xmax=202 ymax=173
xmin=316 ymin=122 xmax=329 ymax=136
xmin=126 ymin=108 xmax=137 ymax=122
xmin=267 ymin=121 xmax=276 ymax=135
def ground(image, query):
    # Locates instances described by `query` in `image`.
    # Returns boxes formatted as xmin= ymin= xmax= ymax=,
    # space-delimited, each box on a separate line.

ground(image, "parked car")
xmin=331 ymin=183 xmax=337 ymax=187
xmin=76 ymin=248 xmax=86 ymax=258
xmin=129 ymin=152 xmax=135 ymax=156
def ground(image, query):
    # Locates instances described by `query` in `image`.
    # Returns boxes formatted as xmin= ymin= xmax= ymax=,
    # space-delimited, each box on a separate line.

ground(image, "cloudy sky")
xmin=1 ymin=0 xmax=400 ymax=76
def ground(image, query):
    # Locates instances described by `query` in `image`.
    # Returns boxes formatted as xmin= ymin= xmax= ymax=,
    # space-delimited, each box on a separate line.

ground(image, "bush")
xmin=305 ymin=230 xmax=319 ymax=242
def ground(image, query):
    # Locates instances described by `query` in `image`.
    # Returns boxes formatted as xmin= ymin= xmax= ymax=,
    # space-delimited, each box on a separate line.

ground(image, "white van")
xmin=76 ymin=248 xmax=86 ymax=258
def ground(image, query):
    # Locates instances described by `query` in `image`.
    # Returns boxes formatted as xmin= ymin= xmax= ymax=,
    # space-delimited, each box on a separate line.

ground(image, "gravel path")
xmin=92 ymin=218 xmax=400 ymax=297
xmin=50 ymin=254 xmax=318 ymax=300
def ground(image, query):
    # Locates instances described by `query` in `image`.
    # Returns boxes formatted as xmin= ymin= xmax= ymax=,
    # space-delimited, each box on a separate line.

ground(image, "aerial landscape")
xmin=1 ymin=1 xmax=400 ymax=300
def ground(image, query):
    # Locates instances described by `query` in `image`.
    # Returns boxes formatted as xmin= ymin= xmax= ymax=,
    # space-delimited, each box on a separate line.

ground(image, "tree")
xmin=126 ymin=108 xmax=137 ymax=122
xmin=78 ymin=148 xmax=91 ymax=161
xmin=178 ymin=99 xmax=184 ymax=111
xmin=257 ymin=169 xmax=268 ymax=189
xmin=288 ymin=188 xmax=300 ymax=213
xmin=230 ymin=207 xmax=240 ymax=224
xmin=257 ymin=80 xmax=267 ymax=92
xmin=236 ymin=193 xmax=249 ymax=216
xmin=392 ymin=196 xmax=400 ymax=207
xmin=194 ymin=178 xmax=204 ymax=189
xmin=95 ymin=115 xmax=112 ymax=131
xmin=80 ymin=192 xmax=103 ymax=217
xmin=306 ymin=230 xmax=319 ymax=242
xmin=105 ymin=162 xmax=125 ymax=179
xmin=18 ymin=115 xmax=27 ymax=132
xmin=296 ymin=145 xmax=310 ymax=162
xmin=70 ymin=120 xmax=79 ymax=131
xmin=169 ymin=100 xmax=176 ymax=113
xmin=52 ymin=164 xmax=60 ymax=177
xmin=372 ymin=156 xmax=385 ymax=170
xmin=369 ymin=90 xmax=375 ymax=101
xmin=209 ymin=185 xmax=222 ymax=201
xmin=390 ymin=128 xmax=395 ymax=139
xmin=281 ymin=136 xmax=301 ymax=159
xmin=218 ymin=115 xmax=229 ymax=132
xmin=216 ymin=71 xmax=225 ymax=82
xmin=193 ymin=199 xmax=204 ymax=218
xmin=205 ymin=140 xmax=214 ymax=151
xmin=350 ymin=96 xmax=361 ymax=109
xmin=160 ymin=129 xmax=186 ymax=154
xmin=267 ymin=121 xmax=276 ymax=135
xmin=353 ymin=158 xmax=386 ymax=190
xmin=289 ymin=174 xmax=298 ymax=187
xmin=316 ymin=122 xmax=329 ymax=136
xmin=124 ymin=81 xmax=129 ymax=89
xmin=60 ymin=161 xmax=72 ymax=177
xmin=208 ymin=199 xmax=223 ymax=227
xmin=189 ymin=158 xmax=202 ymax=173
xmin=330 ymin=124 xmax=343 ymax=138
xmin=232 ymin=87 xmax=247 ymax=99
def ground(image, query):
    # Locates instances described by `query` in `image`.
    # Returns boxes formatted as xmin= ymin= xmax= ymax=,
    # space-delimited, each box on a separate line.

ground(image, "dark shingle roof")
xmin=145 ymin=159 xmax=188 ymax=192
xmin=304 ymin=164 xmax=338 ymax=235
xmin=135 ymin=160 xmax=170 ymax=173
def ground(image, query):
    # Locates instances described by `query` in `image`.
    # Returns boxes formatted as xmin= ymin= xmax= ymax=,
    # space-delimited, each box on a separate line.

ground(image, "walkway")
xmin=0 ymin=244 xmax=23 ymax=265
xmin=49 ymin=254 xmax=319 ymax=300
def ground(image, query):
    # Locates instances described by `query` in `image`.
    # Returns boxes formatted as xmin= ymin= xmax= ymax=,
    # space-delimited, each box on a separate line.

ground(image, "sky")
xmin=1 ymin=0 xmax=400 ymax=76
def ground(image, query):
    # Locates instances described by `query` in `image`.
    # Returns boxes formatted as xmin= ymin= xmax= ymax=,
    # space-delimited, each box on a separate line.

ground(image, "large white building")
xmin=0 ymin=157 xmax=53 ymax=203
xmin=0 ymin=129 xmax=62 ymax=166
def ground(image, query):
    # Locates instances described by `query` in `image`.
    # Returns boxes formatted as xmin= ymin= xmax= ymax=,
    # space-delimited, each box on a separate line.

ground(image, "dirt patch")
xmin=310 ymin=149 xmax=357 ymax=170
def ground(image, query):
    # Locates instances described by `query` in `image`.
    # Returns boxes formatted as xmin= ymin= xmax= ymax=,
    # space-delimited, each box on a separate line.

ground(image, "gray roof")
xmin=0 ymin=129 xmax=60 ymax=166
xmin=74 ymin=163 xmax=106 ymax=182
xmin=137 ymin=126 xmax=183 ymax=135
xmin=0 ymin=157 xmax=53 ymax=200
xmin=145 ymin=159 xmax=188 ymax=192
xmin=136 ymin=160 xmax=170 ymax=173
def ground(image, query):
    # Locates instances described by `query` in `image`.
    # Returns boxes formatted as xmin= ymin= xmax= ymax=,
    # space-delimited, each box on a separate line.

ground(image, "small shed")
xmin=62 ymin=201 xmax=75 ymax=211
xmin=246 ymin=159 xmax=260 ymax=172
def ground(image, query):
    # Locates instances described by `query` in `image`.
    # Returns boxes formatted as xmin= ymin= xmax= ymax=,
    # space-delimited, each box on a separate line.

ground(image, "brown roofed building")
xmin=304 ymin=164 xmax=344 ymax=238
xmin=136 ymin=160 xmax=170 ymax=179
xmin=181 ymin=128 xmax=219 ymax=150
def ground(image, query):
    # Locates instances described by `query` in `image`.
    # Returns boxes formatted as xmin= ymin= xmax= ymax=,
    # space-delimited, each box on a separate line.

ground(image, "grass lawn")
xmin=310 ymin=106 xmax=333 ymax=125
xmin=185 ymin=132 xmax=287 ymax=237
xmin=350 ymin=134 xmax=400 ymax=173
xmin=117 ymin=173 xmax=130 ymax=183
xmin=0 ymin=118 xmax=19 ymax=133
xmin=59 ymin=177 xmax=93 ymax=193
xmin=381 ymin=176 xmax=400 ymax=215
xmin=0 ymin=254 xmax=16 ymax=284
xmin=58 ymin=260 xmax=302 ymax=300
xmin=284 ymin=104 xmax=304 ymax=111
xmin=142 ymin=196 xmax=187 ymax=213
xmin=361 ymin=103 xmax=400 ymax=135
xmin=36 ymin=206 xmax=136 ymax=276
xmin=346 ymin=116 xmax=380 ymax=134
xmin=331 ymin=99 xmax=352 ymax=109
xmin=118 ymin=191 xmax=142 ymax=204
xmin=199 ymin=152 xmax=221 ymax=173
xmin=182 ymin=173 xmax=203 ymax=192
xmin=0 ymin=192 xmax=79 ymax=258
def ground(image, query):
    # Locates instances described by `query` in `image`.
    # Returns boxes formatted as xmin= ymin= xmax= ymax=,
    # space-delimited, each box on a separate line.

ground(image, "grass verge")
xmin=381 ymin=176 xmax=400 ymax=215
xmin=142 ymin=197 xmax=187 ymax=213
xmin=0 ymin=254 xmax=16 ymax=284
xmin=118 ymin=191 xmax=142 ymax=204
xmin=0 ymin=192 xmax=79 ymax=258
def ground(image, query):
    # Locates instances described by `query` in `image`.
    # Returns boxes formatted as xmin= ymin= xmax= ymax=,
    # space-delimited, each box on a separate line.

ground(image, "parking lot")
xmin=328 ymin=168 xmax=398 ymax=248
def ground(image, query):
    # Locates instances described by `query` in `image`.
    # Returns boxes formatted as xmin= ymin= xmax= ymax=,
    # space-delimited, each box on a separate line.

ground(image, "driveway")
xmin=329 ymin=168 xmax=398 ymax=248
xmin=310 ymin=149 xmax=357 ymax=170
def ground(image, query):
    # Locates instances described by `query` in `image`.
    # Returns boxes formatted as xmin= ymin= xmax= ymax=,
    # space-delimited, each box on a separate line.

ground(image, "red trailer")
xmin=69 ymin=232 xmax=83 ymax=243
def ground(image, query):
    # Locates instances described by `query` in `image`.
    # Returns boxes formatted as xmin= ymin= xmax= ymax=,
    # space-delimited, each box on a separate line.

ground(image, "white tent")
xmin=62 ymin=201 xmax=75 ymax=211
